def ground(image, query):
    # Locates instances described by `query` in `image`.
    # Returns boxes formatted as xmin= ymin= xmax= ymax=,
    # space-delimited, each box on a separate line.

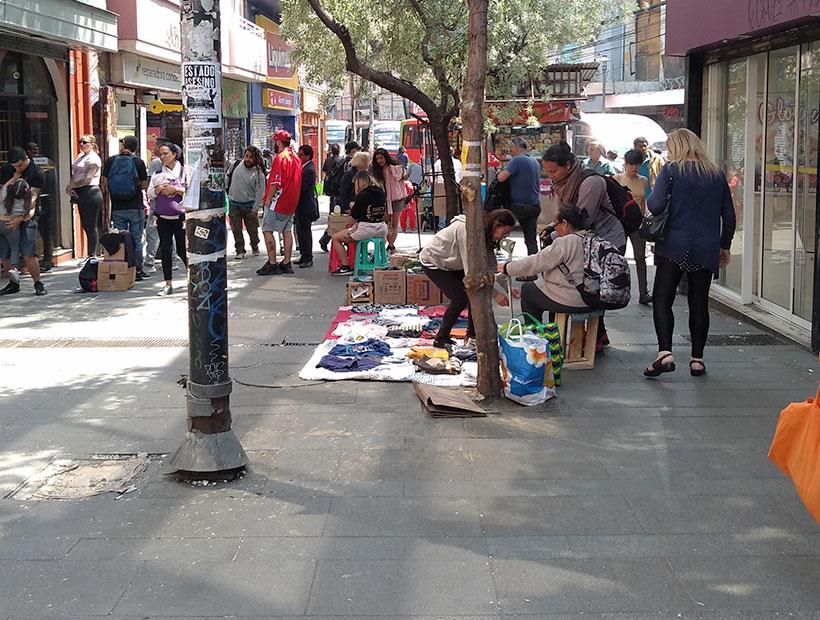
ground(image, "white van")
xmin=573 ymin=113 xmax=668 ymax=158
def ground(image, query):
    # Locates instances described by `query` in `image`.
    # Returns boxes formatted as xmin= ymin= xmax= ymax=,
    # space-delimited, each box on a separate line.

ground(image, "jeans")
xmin=156 ymin=216 xmax=187 ymax=282
xmin=652 ymin=255 xmax=713 ymax=358
xmin=38 ymin=195 xmax=54 ymax=266
xmin=508 ymin=203 xmax=540 ymax=255
xmin=421 ymin=266 xmax=475 ymax=345
xmin=0 ymin=224 xmax=21 ymax=267
xmin=112 ymin=208 xmax=145 ymax=269
xmin=294 ymin=210 xmax=313 ymax=262
xmin=75 ymin=186 xmax=102 ymax=257
xmin=228 ymin=204 xmax=260 ymax=254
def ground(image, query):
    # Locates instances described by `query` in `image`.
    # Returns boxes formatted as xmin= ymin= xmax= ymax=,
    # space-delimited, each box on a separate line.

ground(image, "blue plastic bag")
xmin=498 ymin=318 xmax=557 ymax=406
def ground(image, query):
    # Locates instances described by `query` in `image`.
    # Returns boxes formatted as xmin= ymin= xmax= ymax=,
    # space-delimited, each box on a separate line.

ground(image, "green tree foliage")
xmin=281 ymin=0 xmax=635 ymax=110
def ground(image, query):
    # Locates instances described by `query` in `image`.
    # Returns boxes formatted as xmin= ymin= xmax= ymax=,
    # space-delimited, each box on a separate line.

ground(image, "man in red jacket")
xmin=257 ymin=129 xmax=302 ymax=275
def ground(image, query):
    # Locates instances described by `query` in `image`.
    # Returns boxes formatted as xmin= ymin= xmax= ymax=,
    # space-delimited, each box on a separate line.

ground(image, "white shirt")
xmin=433 ymin=156 xmax=462 ymax=184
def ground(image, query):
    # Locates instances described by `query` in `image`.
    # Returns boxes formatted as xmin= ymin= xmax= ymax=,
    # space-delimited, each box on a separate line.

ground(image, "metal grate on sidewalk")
xmin=682 ymin=333 xmax=786 ymax=346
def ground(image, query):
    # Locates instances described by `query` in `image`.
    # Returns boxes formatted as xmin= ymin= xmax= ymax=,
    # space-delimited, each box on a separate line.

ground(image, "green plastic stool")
xmin=353 ymin=237 xmax=388 ymax=276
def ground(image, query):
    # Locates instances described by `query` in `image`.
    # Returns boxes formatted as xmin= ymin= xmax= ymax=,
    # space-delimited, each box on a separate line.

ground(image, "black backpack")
xmin=107 ymin=154 xmax=141 ymax=201
xmin=483 ymin=178 xmax=510 ymax=211
xmin=323 ymin=157 xmax=347 ymax=196
xmin=580 ymin=169 xmax=643 ymax=234
xmin=78 ymin=260 xmax=98 ymax=292
xmin=225 ymin=159 xmax=240 ymax=193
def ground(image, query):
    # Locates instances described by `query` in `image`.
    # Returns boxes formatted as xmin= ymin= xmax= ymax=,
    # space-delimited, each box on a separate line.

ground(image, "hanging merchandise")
xmin=498 ymin=317 xmax=561 ymax=406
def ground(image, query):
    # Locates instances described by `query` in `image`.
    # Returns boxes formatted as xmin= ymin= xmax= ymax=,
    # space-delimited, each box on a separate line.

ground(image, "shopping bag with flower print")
xmin=498 ymin=318 xmax=556 ymax=406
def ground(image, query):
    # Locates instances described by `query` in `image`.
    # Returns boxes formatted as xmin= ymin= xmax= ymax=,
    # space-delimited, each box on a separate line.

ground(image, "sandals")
xmin=690 ymin=359 xmax=706 ymax=377
xmin=644 ymin=353 xmax=676 ymax=377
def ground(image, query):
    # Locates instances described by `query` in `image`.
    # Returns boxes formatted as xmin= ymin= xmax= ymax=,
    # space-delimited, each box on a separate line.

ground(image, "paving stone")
xmin=65 ymin=536 xmax=241 ymax=561
xmin=479 ymin=496 xmax=644 ymax=536
xmin=336 ymin=444 xmax=473 ymax=481
xmin=326 ymin=497 xmax=481 ymax=537
xmin=0 ymin=559 xmax=139 ymax=616
xmin=306 ymin=559 xmax=496 ymax=616
xmin=467 ymin=438 xmax=610 ymax=480
xmin=113 ymin=559 xmax=316 ymax=616
xmin=669 ymin=556 xmax=820 ymax=611
xmin=492 ymin=557 xmax=695 ymax=614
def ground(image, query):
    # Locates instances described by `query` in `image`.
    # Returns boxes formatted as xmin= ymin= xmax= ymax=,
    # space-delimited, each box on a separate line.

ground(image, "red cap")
xmin=274 ymin=129 xmax=291 ymax=143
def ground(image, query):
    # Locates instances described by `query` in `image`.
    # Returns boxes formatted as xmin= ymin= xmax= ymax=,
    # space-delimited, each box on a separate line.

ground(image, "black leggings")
xmin=421 ymin=266 xmax=475 ymax=345
xmin=75 ymin=186 xmax=103 ymax=257
xmin=157 ymin=216 xmax=187 ymax=282
xmin=652 ymin=255 xmax=713 ymax=358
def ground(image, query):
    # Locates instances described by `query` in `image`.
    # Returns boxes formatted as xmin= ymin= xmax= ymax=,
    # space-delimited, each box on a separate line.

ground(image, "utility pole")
xmin=168 ymin=0 xmax=247 ymax=475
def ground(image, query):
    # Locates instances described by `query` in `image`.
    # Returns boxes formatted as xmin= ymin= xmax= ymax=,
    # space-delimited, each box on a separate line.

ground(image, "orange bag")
xmin=768 ymin=382 xmax=820 ymax=526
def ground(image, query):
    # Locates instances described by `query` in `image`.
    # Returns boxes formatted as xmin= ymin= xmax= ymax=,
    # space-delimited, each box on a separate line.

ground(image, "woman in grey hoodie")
xmin=419 ymin=209 xmax=516 ymax=349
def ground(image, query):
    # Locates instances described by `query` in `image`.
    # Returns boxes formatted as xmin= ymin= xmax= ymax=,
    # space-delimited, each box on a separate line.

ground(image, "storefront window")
xmin=795 ymin=42 xmax=819 ymax=321
xmin=717 ymin=59 xmax=747 ymax=293
xmin=760 ymin=46 xmax=798 ymax=311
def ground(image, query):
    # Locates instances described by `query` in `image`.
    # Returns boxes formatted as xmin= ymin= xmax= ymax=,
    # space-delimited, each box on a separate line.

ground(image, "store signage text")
xmin=663 ymin=107 xmax=681 ymax=118
xmin=266 ymin=32 xmax=294 ymax=80
xmin=265 ymin=89 xmax=294 ymax=110
xmin=758 ymin=97 xmax=819 ymax=126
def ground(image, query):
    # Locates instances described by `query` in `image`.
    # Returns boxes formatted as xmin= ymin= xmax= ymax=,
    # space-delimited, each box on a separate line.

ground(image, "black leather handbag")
xmin=639 ymin=164 xmax=674 ymax=242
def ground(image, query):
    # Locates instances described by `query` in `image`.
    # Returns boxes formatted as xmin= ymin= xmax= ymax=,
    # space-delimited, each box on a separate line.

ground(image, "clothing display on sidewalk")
xmin=328 ymin=338 xmax=392 ymax=358
xmin=317 ymin=355 xmax=381 ymax=372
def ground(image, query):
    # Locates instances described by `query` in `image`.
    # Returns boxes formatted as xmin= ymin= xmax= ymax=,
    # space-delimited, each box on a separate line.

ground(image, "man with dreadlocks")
xmin=226 ymin=145 xmax=266 ymax=259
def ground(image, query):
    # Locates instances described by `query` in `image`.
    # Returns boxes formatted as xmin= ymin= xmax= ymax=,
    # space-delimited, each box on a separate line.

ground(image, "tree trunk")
xmin=428 ymin=118 xmax=460 ymax=222
xmin=460 ymin=0 xmax=500 ymax=399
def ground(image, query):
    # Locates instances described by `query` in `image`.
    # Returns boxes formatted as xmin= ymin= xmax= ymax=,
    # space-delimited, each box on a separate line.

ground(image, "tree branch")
xmin=304 ymin=0 xmax=443 ymax=118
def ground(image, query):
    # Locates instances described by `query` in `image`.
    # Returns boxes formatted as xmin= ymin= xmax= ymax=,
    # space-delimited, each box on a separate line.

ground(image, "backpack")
xmin=107 ymin=154 xmax=140 ymax=201
xmin=78 ymin=260 xmax=98 ymax=293
xmin=484 ymin=178 xmax=510 ymax=211
xmin=580 ymin=169 xmax=643 ymax=234
xmin=323 ymin=157 xmax=347 ymax=196
xmin=558 ymin=231 xmax=631 ymax=310
xmin=225 ymin=159 xmax=240 ymax=193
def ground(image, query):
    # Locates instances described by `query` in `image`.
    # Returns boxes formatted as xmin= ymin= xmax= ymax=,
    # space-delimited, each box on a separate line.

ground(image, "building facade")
xmin=0 ymin=0 xmax=118 ymax=257
xmin=667 ymin=0 xmax=820 ymax=349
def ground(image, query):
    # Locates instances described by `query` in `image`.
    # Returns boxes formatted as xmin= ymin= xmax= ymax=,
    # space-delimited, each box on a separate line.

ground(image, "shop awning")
xmin=0 ymin=0 xmax=119 ymax=52
xmin=487 ymin=62 xmax=600 ymax=102
xmin=604 ymin=89 xmax=684 ymax=109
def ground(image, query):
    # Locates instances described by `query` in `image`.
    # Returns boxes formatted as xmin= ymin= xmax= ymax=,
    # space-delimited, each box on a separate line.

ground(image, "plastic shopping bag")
xmin=498 ymin=318 xmax=557 ymax=406
xmin=768 ymin=382 xmax=820 ymax=526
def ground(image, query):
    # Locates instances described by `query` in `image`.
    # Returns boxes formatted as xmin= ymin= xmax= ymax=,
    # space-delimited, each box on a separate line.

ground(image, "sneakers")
xmin=136 ymin=270 xmax=151 ymax=281
xmin=142 ymin=263 xmax=157 ymax=273
xmin=235 ymin=251 xmax=246 ymax=260
xmin=8 ymin=267 xmax=19 ymax=284
xmin=299 ymin=260 xmax=313 ymax=268
xmin=279 ymin=261 xmax=294 ymax=274
xmin=34 ymin=281 xmax=47 ymax=296
xmin=251 ymin=247 xmax=260 ymax=256
xmin=157 ymin=285 xmax=173 ymax=296
xmin=639 ymin=291 xmax=652 ymax=305
xmin=40 ymin=263 xmax=53 ymax=273
xmin=0 ymin=281 xmax=20 ymax=295
xmin=257 ymin=262 xmax=281 ymax=276
xmin=331 ymin=265 xmax=353 ymax=276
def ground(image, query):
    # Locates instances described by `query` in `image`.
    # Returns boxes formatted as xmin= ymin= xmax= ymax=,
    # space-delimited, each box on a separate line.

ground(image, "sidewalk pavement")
xmin=1 ymin=217 xmax=820 ymax=619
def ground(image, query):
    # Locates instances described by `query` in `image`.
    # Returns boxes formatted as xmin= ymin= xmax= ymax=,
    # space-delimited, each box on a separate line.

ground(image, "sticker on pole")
xmin=194 ymin=226 xmax=210 ymax=240
xmin=182 ymin=62 xmax=222 ymax=128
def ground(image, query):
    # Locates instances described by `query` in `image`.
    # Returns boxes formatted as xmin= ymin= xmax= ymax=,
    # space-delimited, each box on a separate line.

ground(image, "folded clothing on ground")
xmin=317 ymin=355 xmax=381 ymax=372
xmin=328 ymin=338 xmax=392 ymax=358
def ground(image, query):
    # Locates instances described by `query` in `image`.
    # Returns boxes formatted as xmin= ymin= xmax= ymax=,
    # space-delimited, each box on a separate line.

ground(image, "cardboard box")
xmin=97 ymin=260 xmax=136 ymax=291
xmin=431 ymin=183 xmax=448 ymax=217
xmin=347 ymin=279 xmax=374 ymax=304
xmin=102 ymin=242 xmax=126 ymax=261
xmin=373 ymin=268 xmax=406 ymax=304
xmin=406 ymin=271 xmax=442 ymax=305
xmin=327 ymin=213 xmax=354 ymax=235
xmin=388 ymin=251 xmax=419 ymax=269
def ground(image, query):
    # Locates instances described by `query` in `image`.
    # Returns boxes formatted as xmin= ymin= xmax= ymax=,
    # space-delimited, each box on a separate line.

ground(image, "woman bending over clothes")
xmin=419 ymin=209 xmax=517 ymax=350
xmin=643 ymin=128 xmax=735 ymax=378
xmin=147 ymin=143 xmax=187 ymax=296
xmin=330 ymin=171 xmax=389 ymax=276
xmin=66 ymin=134 xmax=103 ymax=259
xmin=499 ymin=203 xmax=590 ymax=323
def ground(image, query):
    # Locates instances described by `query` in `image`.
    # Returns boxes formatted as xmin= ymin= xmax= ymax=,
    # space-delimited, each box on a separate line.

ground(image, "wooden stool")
xmin=555 ymin=310 xmax=604 ymax=369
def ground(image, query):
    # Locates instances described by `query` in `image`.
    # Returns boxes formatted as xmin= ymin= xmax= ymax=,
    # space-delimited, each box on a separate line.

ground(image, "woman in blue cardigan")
xmin=644 ymin=129 xmax=736 ymax=378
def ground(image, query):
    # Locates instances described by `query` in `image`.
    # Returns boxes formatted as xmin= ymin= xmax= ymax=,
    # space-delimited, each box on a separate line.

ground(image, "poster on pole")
xmin=182 ymin=61 xmax=222 ymax=128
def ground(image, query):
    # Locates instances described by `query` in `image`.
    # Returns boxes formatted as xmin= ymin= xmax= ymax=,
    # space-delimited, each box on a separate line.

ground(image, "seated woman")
xmin=420 ymin=209 xmax=516 ymax=349
xmin=499 ymin=203 xmax=589 ymax=323
xmin=330 ymin=171 xmax=389 ymax=276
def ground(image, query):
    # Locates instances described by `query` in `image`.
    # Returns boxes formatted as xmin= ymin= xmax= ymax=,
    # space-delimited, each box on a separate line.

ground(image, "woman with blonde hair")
xmin=330 ymin=171 xmax=388 ymax=276
xmin=66 ymin=134 xmax=103 ymax=259
xmin=643 ymin=128 xmax=735 ymax=378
